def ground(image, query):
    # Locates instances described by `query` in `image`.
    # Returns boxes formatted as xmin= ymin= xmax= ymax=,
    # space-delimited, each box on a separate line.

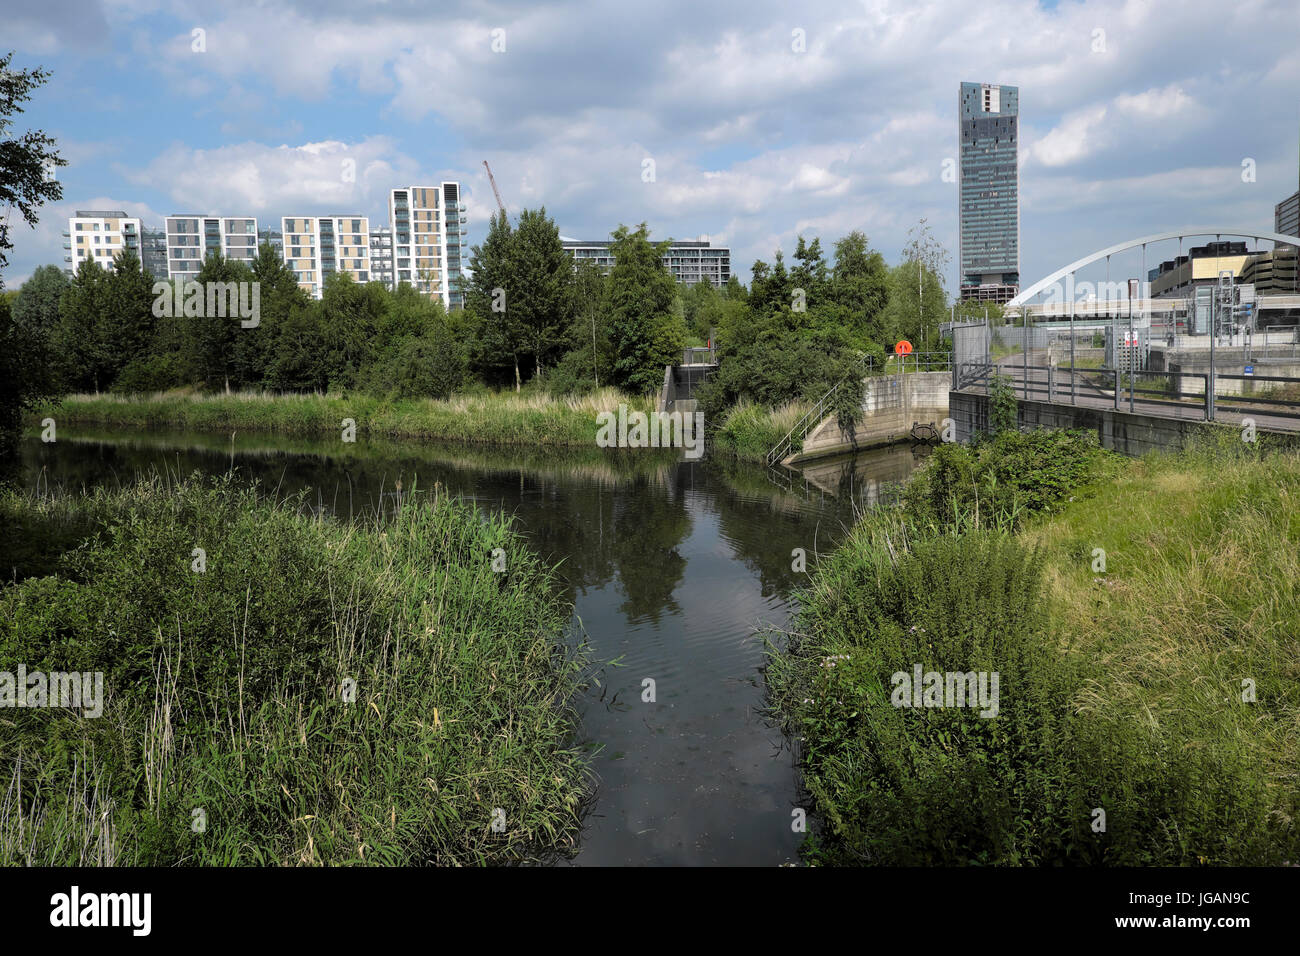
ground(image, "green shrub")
xmin=770 ymin=521 xmax=1085 ymax=865
xmin=989 ymin=373 xmax=1017 ymax=435
xmin=903 ymin=429 xmax=1106 ymax=531
xmin=0 ymin=476 xmax=588 ymax=865
xmin=360 ymin=331 xmax=466 ymax=400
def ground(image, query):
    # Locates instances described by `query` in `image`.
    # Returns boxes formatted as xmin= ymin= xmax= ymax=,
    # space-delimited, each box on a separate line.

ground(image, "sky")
xmin=3 ymin=0 xmax=1298 ymax=294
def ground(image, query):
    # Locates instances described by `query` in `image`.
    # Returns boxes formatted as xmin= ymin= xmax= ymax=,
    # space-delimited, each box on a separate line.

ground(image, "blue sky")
xmin=3 ymin=0 xmax=1298 ymax=293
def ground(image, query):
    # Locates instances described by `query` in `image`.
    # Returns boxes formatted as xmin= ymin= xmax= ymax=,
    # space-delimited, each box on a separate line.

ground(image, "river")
xmin=17 ymin=429 xmax=928 ymax=865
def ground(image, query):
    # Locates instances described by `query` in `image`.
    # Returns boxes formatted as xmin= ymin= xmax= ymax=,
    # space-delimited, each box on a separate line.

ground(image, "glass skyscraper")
xmin=959 ymin=82 xmax=1020 ymax=303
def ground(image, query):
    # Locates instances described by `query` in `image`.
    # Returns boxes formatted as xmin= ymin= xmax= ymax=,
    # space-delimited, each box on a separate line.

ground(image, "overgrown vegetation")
xmin=770 ymin=431 xmax=1300 ymax=865
xmin=0 ymin=476 xmax=590 ymax=865
xmin=40 ymin=387 xmax=652 ymax=448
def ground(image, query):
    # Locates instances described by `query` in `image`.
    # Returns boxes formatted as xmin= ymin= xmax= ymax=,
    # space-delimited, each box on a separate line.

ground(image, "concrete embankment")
xmin=785 ymin=371 xmax=950 ymax=464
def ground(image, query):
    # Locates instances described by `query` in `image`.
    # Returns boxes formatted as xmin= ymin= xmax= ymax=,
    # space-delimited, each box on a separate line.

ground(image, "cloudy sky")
xmin=3 ymin=0 xmax=1298 ymax=292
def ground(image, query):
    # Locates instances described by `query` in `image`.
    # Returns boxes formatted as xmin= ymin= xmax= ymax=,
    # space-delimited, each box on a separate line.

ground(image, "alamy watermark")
xmin=152 ymin=280 xmax=260 ymax=328
xmin=1 ymin=665 xmax=104 ymax=718
xmin=595 ymin=404 xmax=705 ymax=460
xmin=890 ymin=665 xmax=999 ymax=718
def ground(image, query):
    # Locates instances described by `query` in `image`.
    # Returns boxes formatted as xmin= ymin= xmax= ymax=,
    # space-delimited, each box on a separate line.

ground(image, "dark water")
xmin=17 ymin=429 xmax=927 ymax=866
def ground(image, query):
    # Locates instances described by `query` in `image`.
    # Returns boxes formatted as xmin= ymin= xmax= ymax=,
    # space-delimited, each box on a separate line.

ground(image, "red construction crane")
xmin=482 ymin=160 xmax=506 ymax=217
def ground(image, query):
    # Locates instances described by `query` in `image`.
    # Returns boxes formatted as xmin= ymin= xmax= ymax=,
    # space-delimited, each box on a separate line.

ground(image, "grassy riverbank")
xmin=713 ymin=399 xmax=812 ymax=462
xmin=770 ymin=431 xmax=1300 ymax=865
xmin=0 ymin=476 xmax=590 ymax=865
xmin=38 ymin=387 xmax=652 ymax=449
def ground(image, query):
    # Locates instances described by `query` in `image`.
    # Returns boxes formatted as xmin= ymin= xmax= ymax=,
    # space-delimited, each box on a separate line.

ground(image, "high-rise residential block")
xmin=141 ymin=227 xmax=169 ymax=280
xmin=63 ymin=210 xmax=144 ymax=275
xmin=959 ymin=81 xmax=1020 ymax=303
xmin=368 ymin=226 xmax=394 ymax=289
xmin=164 ymin=215 xmax=258 ymax=282
xmin=560 ymin=237 xmax=731 ymax=287
xmin=387 ymin=183 xmax=465 ymax=309
xmin=281 ymin=215 xmax=371 ymax=298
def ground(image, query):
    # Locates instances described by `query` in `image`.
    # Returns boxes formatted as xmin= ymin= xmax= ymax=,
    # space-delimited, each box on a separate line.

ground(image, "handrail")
xmin=764 ymin=351 xmax=956 ymax=465
xmin=765 ymin=356 xmax=872 ymax=465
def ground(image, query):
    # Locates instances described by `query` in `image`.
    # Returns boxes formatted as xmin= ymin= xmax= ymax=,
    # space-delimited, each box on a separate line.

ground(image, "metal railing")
xmin=957 ymin=361 xmax=1300 ymax=424
xmin=682 ymin=347 xmax=717 ymax=365
xmin=764 ymin=353 xmax=953 ymax=465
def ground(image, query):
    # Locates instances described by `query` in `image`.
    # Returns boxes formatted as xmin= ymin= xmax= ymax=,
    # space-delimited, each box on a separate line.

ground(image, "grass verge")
xmin=37 ymin=387 xmax=652 ymax=449
xmin=769 ymin=431 xmax=1300 ymax=864
xmin=0 ymin=475 xmax=590 ymax=865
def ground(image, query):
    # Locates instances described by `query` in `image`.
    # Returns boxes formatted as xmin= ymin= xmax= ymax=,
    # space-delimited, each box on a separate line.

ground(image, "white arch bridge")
xmin=1007 ymin=227 xmax=1300 ymax=309
xmin=950 ymin=228 xmax=1300 ymax=438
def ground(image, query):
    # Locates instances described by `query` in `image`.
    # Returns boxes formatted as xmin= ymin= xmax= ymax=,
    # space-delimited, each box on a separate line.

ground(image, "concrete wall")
xmin=949 ymin=390 xmax=1300 ymax=456
xmin=788 ymin=372 xmax=949 ymax=463
xmin=659 ymin=364 xmax=715 ymax=413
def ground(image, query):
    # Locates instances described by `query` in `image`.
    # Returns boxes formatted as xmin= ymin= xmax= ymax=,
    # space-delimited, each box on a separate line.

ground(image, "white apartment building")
xmin=164 ymin=215 xmax=259 ymax=282
xmin=64 ymin=210 xmax=145 ymax=274
xmin=560 ymin=237 xmax=731 ymax=287
xmin=369 ymin=226 xmax=394 ymax=289
xmin=388 ymin=183 xmax=465 ymax=309
xmin=281 ymin=215 xmax=371 ymax=298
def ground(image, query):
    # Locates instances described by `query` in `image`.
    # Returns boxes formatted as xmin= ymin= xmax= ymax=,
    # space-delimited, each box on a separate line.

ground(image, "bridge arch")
xmin=1007 ymin=228 xmax=1300 ymax=307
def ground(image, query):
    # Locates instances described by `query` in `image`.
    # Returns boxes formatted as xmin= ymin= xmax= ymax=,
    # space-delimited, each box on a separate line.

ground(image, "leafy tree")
xmin=102 ymin=249 xmax=156 ymax=375
xmin=467 ymin=210 xmax=524 ymax=388
xmin=54 ymin=257 xmax=113 ymax=391
xmin=829 ymin=231 xmax=890 ymax=343
xmin=551 ymin=255 xmax=610 ymax=393
xmin=605 ymin=224 xmax=685 ymax=395
xmin=0 ymin=287 xmax=58 ymax=453
xmin=234 ymin=241 xmax=307 ymax=386
xmin=318 ymin=271 xmax=387 ymax=390
xmin=510 ymin=207 xmax=571 ymax=379
xmin=361 ymin=328 xmax=465 ymax=400
xmin=883 ymin=219 xmax=950 ymax=348
xmin=790 ymin=236 xmax=830 ymax=311
xmin=185 ymin=252 xmax=255 ymax=391
xmin=0 ymin=52 xmax=66 ymax=281
xmin=0 ymin=52 xmax=65 ymax=454
xmin=265 ymin=300 xmax=329 ymax=392
xmin=11 ymin=263 xmax=66 ymax=354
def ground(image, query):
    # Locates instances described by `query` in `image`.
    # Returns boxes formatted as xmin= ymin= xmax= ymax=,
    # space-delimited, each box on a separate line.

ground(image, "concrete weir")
xmin=785 ymin=371 xmax=951 ymax=464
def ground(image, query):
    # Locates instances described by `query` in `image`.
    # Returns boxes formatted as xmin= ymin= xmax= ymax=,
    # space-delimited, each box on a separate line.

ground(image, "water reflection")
xmin=17 ymin=429 xmax=927 ymax=865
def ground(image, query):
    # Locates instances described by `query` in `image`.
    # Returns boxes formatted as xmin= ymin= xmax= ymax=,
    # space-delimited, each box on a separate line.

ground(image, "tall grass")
xmin=1027 ymin=435 xmax=1300 ymax=864
xmin=0 ymin=475 xmax=591 ymax=865
xmin=769 ymin=431 xmax=1300 ymax=864
xmin=39 ymin=387 xmax=652 ymax=449
xmin=714 ymin=399 xmax=812 ymax=462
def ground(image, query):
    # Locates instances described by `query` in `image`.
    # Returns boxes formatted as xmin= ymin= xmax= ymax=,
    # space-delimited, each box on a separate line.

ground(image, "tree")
xmin=0 ymin=52 xmax=65 ymax=455
xmin=54 ymin=257 xmax=112 ymax=392
xmin=884 ymin=218 xmax=950 ymax=347
xmin=0 ymin=52 xmax=66 ymax=281
xmin=102 ymin=249 xmax=156 ymax=377
xmin=318 ymin=271 xmax=387 ymax=390
xmin=605 ymin=224 xmax=685 ymax=395
xmin=185 ymin=252 xmax=255 ymax=390
xmin=790 ymin=235 xmax=830 ymax=312
xmin=467 ymin=210 xmax=524 ymax=388
xmin=510 ymin=207 xmax=571 ymax=379
xmin=11 ymin=263 xmax=67 ymax=351
xmin=829 ymin=231 xmax=890 ymax=343
xmin=234 ymin=241 xmax=307 ymax=386
xmin=559 ymin=255 xmax=610 ymax=391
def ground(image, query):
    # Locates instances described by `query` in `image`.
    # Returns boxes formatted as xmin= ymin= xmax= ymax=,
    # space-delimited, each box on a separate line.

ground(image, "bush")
xmin=769 ymin=521 xmax=1084 ymax=864
xmin=903 ymin=429 xmax=1106 ymax=531
xmin=111 ymin=353 xmax=187 ymax=395
xmin=361 ymin=332 xmax=465 ymax=399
